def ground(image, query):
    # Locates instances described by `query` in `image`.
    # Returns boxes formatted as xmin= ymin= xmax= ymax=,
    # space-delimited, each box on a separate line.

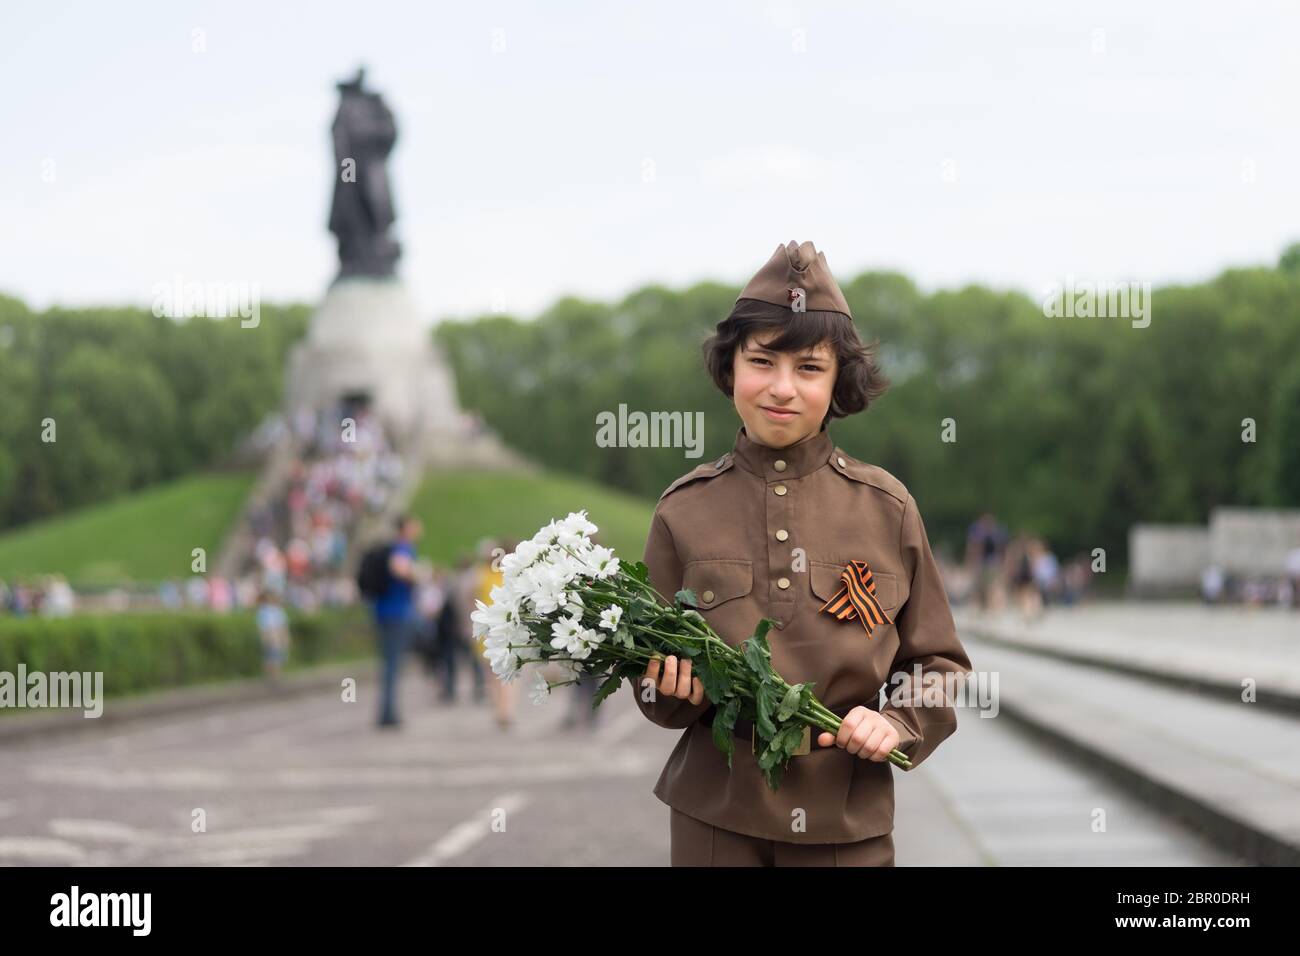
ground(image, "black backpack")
xmin=357 ymin=543 xmax=395 ymax=600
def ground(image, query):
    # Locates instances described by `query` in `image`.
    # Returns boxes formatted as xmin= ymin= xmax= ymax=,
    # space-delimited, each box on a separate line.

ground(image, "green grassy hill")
xmin=0 ymin=468 xmax=656 ymax=586
xmin=409 ymin=470 xmax=656 ymax=566
xmin=0 ymin=473 xmax=255 ymax=586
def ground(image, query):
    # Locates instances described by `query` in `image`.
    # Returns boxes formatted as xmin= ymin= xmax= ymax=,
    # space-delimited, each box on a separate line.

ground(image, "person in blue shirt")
xmin=372 ymin=514 xmax=423 ymax=727
xmin=255 ymin=590 xmax=290 ymax=683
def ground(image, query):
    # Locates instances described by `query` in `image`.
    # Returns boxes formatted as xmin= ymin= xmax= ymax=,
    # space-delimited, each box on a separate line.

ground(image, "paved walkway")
xmin=0 ymin=651 xmax=1245 ymax=866
xmin=957 ymin=631 xmax=1296 ymax=864
xmin=955 ymin=602 xmax=1300 ymax=700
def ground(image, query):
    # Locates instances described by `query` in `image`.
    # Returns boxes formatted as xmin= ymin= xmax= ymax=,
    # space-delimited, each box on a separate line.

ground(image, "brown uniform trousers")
xmin=670 ymin=808 xmax=895 ymax=866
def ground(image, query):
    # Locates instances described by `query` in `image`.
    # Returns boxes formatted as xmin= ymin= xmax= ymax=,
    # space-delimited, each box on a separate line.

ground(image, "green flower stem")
xmin=518 ymin=569 xmax=914 ymax=770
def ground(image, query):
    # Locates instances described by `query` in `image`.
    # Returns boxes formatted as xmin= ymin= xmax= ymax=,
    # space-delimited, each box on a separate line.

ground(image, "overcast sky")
xmin=3 ymin=1 xmax=1298 ymax=324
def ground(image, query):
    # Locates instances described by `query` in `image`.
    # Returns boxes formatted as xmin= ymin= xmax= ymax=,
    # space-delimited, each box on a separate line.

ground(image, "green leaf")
xmin=714 ymin=666 xmax=732 ymax=699
xmin=626 ymin=561 xmax=650 ymax=584
xmin=591 ymin=672 xmax=622 ymax=709
xmin=777 ymin=683 xmax=803 ymax=722
xmin=742 ymin=637 xmax=770 ymax=679
xmin=694 ymin=657 xmax=725 ymax=704
xmin=755 ymin=681 xmax=777 ymax=739
xmin=675 ymin=588 xmax=698 ymax=608
xmin=711 ymin=697 xmax=741 ymax=770
xmin=781 ymin=722 xmax=806 ymax=752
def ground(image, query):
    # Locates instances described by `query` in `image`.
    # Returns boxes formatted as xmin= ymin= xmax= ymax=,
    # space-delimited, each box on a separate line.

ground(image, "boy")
xmin=635 ymin=241 xmax=974 ymax=866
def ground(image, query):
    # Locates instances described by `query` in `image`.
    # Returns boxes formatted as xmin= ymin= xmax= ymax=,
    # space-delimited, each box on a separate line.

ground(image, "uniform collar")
xmin=730 ymin=421 xmax=834 ymax=481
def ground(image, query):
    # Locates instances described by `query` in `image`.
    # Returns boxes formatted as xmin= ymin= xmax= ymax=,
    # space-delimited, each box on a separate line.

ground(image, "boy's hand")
xmin=642 ymin=655 xmax=705 ymax=705
xmin=816 ymin=706 xmax=899 ymax=761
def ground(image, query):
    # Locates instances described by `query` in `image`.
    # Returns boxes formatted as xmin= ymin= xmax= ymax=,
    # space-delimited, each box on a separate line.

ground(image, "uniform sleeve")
xmin=879 ymin=494 xmax=973 ymax=770
xmin=628 ymin=509 xmax=716 ymax=730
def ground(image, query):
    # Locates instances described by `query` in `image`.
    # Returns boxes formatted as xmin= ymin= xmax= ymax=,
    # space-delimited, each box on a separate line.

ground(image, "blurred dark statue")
xmin=329 ymin=67 xmax=401 ymax=279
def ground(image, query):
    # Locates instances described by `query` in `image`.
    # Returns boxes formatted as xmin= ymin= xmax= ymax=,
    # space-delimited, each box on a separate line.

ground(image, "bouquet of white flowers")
xmin=470 ymin=510 xmax=912 ymax=790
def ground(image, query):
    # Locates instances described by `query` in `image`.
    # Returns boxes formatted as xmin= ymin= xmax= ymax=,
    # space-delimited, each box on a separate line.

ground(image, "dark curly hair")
xmin=702 ymin=298 xmax=889 ymax=428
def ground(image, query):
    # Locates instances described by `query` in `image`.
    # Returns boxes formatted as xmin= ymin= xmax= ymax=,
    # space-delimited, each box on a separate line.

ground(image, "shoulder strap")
xmin=658 ymin=453 xmax=735 ymax=502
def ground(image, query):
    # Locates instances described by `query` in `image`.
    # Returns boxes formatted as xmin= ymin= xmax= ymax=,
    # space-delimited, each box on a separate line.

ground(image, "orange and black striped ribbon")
xmin=818 ymin=560 xmax=893 ymax=637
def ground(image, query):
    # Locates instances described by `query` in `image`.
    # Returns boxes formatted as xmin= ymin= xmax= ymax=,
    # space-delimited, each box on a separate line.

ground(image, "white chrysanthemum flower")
xmin=483 ymin=634 xmax=520 ymax=681
xmin=598 ymin=605 xmax=623 ymax=631
xmin=483 ymin=621 xmax=533 ymax=681
xmin=529 ymin=571 xmax=569 ymax=616
xmin=557 ymin=510 xmax=598 ymax=539
xmin=529 ymin=669 xmax=550 ymax=706
xmin=549 ymin=614 xmax=583 ymax=652
xmin=470 ymin=593 xmax=519 ymax=639
xmin=532 ymin=520 xmax=563 ymax=549
xmin=470 ymin=600 xmax=494 ymax=640
xmin=555 ymin=659 xmax=584 ymax=682
xmin=487 ymin=583 xmax=516 ymax=606
xmin=562 ymin=591 xmax=585 ymax=619
xmin=501 ymin=539 xmax=544 ymax=576
xmin=584 ymin=545 xmax=620 ymax=579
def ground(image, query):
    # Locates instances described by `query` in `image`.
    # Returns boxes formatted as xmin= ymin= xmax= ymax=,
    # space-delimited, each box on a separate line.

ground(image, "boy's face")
xmin=731 ymin=332 xmax=838 ymax=448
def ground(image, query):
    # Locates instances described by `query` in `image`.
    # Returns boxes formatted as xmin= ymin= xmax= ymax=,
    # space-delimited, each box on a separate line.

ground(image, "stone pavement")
xmin=958 ymin=631 xmax=1297 ymax=865
xmin=955 ymin=602 xmax=1300 ymax=705
xmin=0 ymin=650 xmax=1246 ymax=866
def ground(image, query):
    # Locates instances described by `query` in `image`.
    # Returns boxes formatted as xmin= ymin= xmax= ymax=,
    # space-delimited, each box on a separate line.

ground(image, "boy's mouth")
xmin=760 ymin=405 xmax=799 ymax=422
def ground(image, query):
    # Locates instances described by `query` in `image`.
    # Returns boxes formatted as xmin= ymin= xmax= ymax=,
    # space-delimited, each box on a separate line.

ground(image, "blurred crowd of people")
xmin=363 ymin=526 xmax=607 ymax=734
xmin=1200 ymin=549 xmax=1300 ymax=609
xmin=412 ymin=537 xmax=583 ymax=730
xmin=0 ymin=575 xmax=76 ymax=617
xmin=946 ymin=512 xmax=1094 ymax=621
xmin=244 ymin=402 xmax=405 ymax=609
xmin=134 ymin=402 xmax=408 ymax=620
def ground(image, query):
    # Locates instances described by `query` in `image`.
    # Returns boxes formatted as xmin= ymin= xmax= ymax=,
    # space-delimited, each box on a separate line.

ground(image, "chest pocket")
xmin=809 ymin=561 xmax=899 ymax=614
xmin=682 ymin=559 xmax=753 ymax=609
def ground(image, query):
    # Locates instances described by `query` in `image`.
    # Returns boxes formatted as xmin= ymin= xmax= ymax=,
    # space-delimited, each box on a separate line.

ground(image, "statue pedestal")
xmin=285 ymin=277 xmax=467 ymax=453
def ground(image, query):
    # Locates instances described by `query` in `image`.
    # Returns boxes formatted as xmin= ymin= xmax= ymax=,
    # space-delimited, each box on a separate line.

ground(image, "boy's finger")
xmin=861 ymin=725 xmax=887 ymax=760
xmin=659 ymin=655 xmax=678 ymax=693
xmin=847 ymin=721 xmax=874 ymax=756
xmin=688 ymin=677 xmax=705 ymax=705
xmin=836 ymin=710 xmax=864 ymax=748
xmin=816 ymin=731 xmax=835 ymax=748
xmin=676 ymin=658 xmax=693 ymax=697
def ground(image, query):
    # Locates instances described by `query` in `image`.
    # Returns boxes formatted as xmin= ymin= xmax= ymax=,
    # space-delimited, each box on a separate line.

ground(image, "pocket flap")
xmin=682 ymin=559 xmax=753 ymax=608
xmin=810 ymin=561 xmax=898 ymax=612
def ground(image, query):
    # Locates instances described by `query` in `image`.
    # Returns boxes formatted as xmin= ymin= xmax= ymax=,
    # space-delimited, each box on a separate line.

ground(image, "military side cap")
xmin=736 ymin=240 xmax=852 ymax=319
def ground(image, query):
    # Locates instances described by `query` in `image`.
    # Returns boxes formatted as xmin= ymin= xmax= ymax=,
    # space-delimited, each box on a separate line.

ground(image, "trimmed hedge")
xmin=0 ymin=608 xmax=373 ymax=698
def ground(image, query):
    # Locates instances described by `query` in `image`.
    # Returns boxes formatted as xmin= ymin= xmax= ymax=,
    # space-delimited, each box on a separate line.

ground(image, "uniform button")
xmin=777 ymin=577 xmax=790 ymax=589
xmin=702 ymin=590 xmax=715 ymax=604
xmin=775 ymin=529 xmax=789 ymax=542
xmin=774 ymin=484 xmax=787 ymax=496
xmin=837 ymin=456 xmax=846 ymax=467
xmin=773 ymin=459 xmax=787 ymax=472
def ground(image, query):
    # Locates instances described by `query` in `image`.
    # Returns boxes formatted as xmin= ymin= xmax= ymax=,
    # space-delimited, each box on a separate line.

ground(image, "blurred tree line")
xmin=0 ymin=294 xmax=309 ymax=531
xmin=3 ymin=244 xmax=1296 ymax=571
xmin=437 ymin=245 xmax=1300 ymax=566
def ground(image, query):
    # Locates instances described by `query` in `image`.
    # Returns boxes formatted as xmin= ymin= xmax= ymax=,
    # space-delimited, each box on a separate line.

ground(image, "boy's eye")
xmin=749 ymin=356 xmax=825 ymax=373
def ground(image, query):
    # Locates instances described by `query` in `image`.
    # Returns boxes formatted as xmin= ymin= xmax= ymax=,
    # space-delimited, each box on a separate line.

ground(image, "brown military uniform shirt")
xmin=632 ymin=422 xmax=974 ymax=843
